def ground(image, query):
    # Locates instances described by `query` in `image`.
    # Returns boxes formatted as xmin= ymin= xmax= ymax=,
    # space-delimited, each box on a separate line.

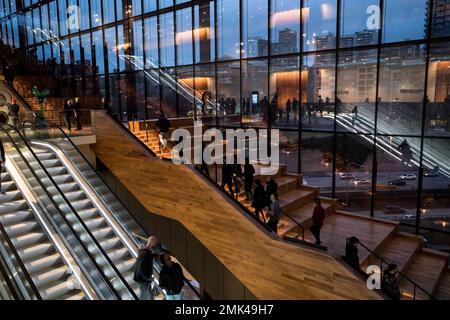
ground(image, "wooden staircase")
xmin=126 ymin=119 xmax=450 ymax=300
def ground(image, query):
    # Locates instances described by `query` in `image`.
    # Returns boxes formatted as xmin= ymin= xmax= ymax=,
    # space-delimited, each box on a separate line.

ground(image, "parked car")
xmin=340 ymin=173 xmax=355 ymax=180
xmin=404 ymin=214 xmax=417 ymax=220
xmin=400 ymin=174 xmax=417 ymax=180
xmin=389 ymin=179 xmax=407 ymax=186
xmin=424 ymin=170 xmax=439 ymax=177
xmin=353 ymin=178 xmax=371 ymax=185
xmin=384 ymin=205 xmax=408 ymax=215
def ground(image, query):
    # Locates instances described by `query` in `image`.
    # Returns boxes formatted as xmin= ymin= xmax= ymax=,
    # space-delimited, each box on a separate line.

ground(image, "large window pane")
xmin=426 ymin=41 xmax=450 ymax=135
xmin=144 ymin=16 xmax=159 ymax=68
xmin=242 ymin=59 xmax=268 ymax=128
xmin=340 ymin=0 xmax=380 ymax=48
xmin=303 ymin=0 xmax=337 ymax=52
xmin=378 ymin=44 xmax=426 ymax=136
xmin=383 ymin=0 xmax=428 ymax=43
xmin=375 ymin=136 xmax=420 ymax=221
xmin=160 ymin=12 xmax=175 ymax=67
xmin=217 ymin=0 xmax=240 ymax=61
xmin=302 ymin=52 xmax=336 ymax=131
xmin=176 ymin=8 xmax=193 ymax=66
xmin=194 ymin=1 xmax=215 ymax=64
xmin=271 ymin=0 xmax=300 ymax=55
xmin=217 ymin=61 xmax=241 ymax=126
xmin=243 ymin=0 xmax=268 ymax=58
xmin=337 ymin=48 xmax=378 ymax=134
xmin=270 ymin=56 xmax=300 ymax=129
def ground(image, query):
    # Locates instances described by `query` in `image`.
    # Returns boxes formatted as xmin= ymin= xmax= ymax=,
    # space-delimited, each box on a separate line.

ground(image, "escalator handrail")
xmin=0 ymin=210 xmax=42 ymax=299
xmin=0 ymin=251 xmax=23 ymax=300
xmin=0 ymin=124 xmax=136 ymax=300
xmin=39 ymin=122 xmax=203 ymax=300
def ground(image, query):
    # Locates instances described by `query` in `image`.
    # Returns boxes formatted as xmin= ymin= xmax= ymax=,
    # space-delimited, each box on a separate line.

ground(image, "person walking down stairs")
xmin=310 ymin=198 xmax=325 ymax=246
xmin=252 ymin=180 xmax=266 ymax=222
xmin=73 ymin=97 xmax=83 ymax=131
xmin=0 ymin=137 xmax=5 ymax=195
xmin=156 ymin=113 xmax=171 ymax=151
xmin=267 ymin=194 xmax=280 ymax=233
xmin=63 ymin=99 xmax=73 ymax=132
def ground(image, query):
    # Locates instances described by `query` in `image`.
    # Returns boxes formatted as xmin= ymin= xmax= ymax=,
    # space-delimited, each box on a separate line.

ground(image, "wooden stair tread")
xmin=399 ymin=252 xmax=447 ymax=300
xmin=434 ymin=268 xmax=450 ymax=300
xmin=375 ymin=236 xmax=421 ymax=273
xmin=279 ymin=189 xmax=314 ymax=205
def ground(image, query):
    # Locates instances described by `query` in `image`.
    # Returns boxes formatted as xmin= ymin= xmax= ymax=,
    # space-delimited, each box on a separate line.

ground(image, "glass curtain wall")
xmin=0 ymin=0 xmax=449 ymax=235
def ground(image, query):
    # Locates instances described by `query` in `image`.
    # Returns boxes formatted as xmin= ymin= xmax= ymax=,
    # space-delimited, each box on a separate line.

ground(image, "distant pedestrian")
xmin=252 ymin=180 xmax=266 ymax=221
xmin=382 ymin=264 xmax=401 ymax=300
xmin=134 ymin=236 xmax=159 ymax=300
xmin=63 ymin=99 xmax=73 ymax=131
xmin=159 ymin=253 xmax=185 ymax=300
xmin=292 ymin=98 xmax=298 ymax=121
xmin=73 ymin=97 xmax=82 ymax=130
xmin=156 ymin=112 xmax=171 ymax=151
xmin=243 ymin=158 xmax=255 ymax=202
xmin=221 ymin=162 xmax=235 ymax=198
xmin=286 ymin=99 xmax=292 ymax=122
xmin=310 ymin=198 xmax=325 ymax=246
xmin=267 ymin=194 xmax=280 ymax=233
xmin=265 ymin=177 xmax=278 ymax=206
xmin=345 ymin=236 xmax=360 ymax=269
xmin=352 ymin=105 xmax=358 ymax=126
xmin=7 ymin=98 xmax=20 ymax=128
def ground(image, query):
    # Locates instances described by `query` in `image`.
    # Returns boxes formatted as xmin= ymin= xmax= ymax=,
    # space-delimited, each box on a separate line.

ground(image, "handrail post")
xmin=413 ymin=285 xmax=416 ymax=300
xmin=145 ymin=122 xmax=149 ymax=144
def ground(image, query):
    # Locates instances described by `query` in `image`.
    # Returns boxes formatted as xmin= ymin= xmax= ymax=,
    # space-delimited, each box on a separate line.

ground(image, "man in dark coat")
xmin=159 ymin=253 xmax=185 ymax=300
xmin=310 ymin=198 xmax=325 ymax=246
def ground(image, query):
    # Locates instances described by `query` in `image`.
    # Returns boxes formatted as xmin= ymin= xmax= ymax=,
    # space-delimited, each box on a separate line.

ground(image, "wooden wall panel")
xmin=91 ymin=110 xmax=380 ymax=300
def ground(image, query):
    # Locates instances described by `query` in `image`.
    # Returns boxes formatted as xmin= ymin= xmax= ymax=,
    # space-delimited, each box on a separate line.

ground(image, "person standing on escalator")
xmin=134 ymin=236 xmax=159 ymax=300
xmin=73 ymin=97 xmax=82 ymax=131
xmin=0 ymin=138 xmax=5 ymax=195
xmin=7 ymin=98 xmax=20 ymax=128
xmin=159 ymin=253 xmax=185 ymax=300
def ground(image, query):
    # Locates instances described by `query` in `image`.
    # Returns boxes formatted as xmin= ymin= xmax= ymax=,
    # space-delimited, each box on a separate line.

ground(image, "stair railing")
xmin=349 ymin=238 xmax=435 ymax=300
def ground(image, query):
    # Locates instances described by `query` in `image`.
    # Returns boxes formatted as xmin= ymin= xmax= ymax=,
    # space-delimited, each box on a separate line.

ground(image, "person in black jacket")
xmin=159 ymin=253 xmax=185 ymax=300
xmin=252 ymin=180 xmax=266 ymax=221
xmin=243 ymin=158 xmax=255 ymax=202
xmin=265 ymin=177 xmax=278 ymax=206
xmin=63 ymin=99 xmax=73 ymax=132
xmin=221 ymin=162 xmax=235 ymax=198
xmin=134 ymin=236 xmax=159 ymax=300
xmin=344 ymin=236 xmax=360 ymax=270
xmin=73 ymin=97 xmax=82 ymax=131
xmin=0 ymin=138 xmax=5 ymax=195
xmin=7 ymin=98 xmax=20 ymax=128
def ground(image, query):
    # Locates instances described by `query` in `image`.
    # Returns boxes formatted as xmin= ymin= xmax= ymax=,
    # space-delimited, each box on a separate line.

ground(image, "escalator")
xmin=0 ymin=168 xmax=85 ymax=300
xmin=16 ymin=122 xmax=200 ymax=300
xmin=1 ymin=124 xmax=138 ymax=300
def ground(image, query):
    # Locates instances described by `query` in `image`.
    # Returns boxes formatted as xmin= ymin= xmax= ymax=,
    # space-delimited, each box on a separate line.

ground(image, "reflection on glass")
xmin=271 ymin=0 xmax=300 ymax=55
xmin=426 ymin=41 xmax=450 ymax=135
xmin=176 ymin=8 xmax=193 ymax=66
xmin=194 ymin=1 xmax=215 ymax=64
xmin=270 ymin=56 xmax=300 ymax=129
xmin=217 ymin=0 xmax=240 ymax=60
xmin=303 ymin=0 xmax=337 ymax=52
xmin=340 ymin=0 xmax=379 ymax=48
xmin=302 ymin=52 xmax=336 ymax=130
xmin=378 ymin=44 xmax=426 ymax=136
xmin=242 ymin=59 xmax=268 ymax=127
xmin=383 ymin=0 xmax=427 ymax=43
xmin=243 ymin=0 xmax=268 ymax=58
xmin=337 ymin=48 xmax=377 ymax=134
